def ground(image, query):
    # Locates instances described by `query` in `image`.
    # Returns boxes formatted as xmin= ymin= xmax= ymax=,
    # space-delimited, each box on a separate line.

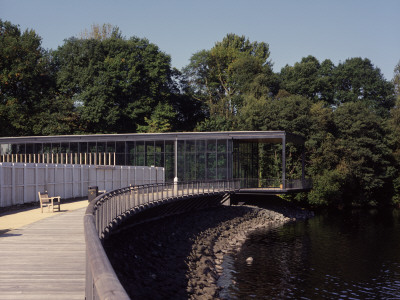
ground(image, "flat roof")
xmin=0 ymin=131 xmax=305 ymax=144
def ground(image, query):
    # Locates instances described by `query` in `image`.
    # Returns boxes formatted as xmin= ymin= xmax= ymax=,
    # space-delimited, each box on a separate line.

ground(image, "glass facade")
xmin=0 ymin=131 xmax=306 ymax=185
xmin=1 ymin=138 xmax=233 ymax=182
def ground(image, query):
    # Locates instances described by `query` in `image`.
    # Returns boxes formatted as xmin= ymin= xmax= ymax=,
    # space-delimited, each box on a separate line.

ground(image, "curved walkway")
xmin=0 ymin=201 xmax=88 ymax=300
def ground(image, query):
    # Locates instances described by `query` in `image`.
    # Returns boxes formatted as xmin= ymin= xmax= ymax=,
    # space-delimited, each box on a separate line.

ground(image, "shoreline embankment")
xmin=105 ymin=196 xmax=313 ymax=299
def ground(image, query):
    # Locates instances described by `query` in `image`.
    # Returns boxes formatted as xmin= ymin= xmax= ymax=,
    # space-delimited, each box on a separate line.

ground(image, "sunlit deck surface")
xmin=0 ymin=208 xmax=86 ymax=300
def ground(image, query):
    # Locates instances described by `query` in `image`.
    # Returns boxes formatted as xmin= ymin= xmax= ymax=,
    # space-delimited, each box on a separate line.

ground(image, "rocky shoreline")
xmin=104 ymin=198 xmax=313 ymax=299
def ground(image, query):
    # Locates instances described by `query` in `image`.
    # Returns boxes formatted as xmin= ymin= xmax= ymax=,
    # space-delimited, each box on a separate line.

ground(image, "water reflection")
xmin=221 ymin=209 xmax=400 ymax=299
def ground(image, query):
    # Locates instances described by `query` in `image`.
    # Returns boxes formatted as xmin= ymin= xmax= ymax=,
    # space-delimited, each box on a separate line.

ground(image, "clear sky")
xmin=1 ymin=0 xmax=399 ymax=80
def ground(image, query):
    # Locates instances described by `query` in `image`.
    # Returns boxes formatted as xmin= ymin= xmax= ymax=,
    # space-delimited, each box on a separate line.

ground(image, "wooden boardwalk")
xmin=0 ymin=208 xmax=86 ymax=300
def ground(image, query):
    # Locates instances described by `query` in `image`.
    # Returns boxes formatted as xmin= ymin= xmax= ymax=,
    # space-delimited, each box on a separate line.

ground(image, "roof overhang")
xmin=0 ymin=131 xmax=305 ymax=145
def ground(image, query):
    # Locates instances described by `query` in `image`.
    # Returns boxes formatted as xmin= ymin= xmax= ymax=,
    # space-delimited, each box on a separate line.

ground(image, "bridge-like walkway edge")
xmin=0 ymin=208 xmax=86 ymax=300
xmin=238 ymin=187 xmax=312 ymax=194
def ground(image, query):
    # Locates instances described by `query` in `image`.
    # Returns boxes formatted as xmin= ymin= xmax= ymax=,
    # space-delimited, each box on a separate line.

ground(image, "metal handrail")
xmin=84 ymin=179 xmax=240 ymax=300
xmin=238 ymin=178 xmax=313 ymax=190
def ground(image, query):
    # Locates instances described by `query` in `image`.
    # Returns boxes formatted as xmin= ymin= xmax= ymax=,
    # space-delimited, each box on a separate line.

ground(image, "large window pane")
xmin=196 ymin=140 xmax=205 ymax=152
xmin=217 ymin=140 xmax=227 ymax=153
xmin=185 ymin=153 xmax=196 ymax=180
xmin=146 ymin=153 xmax=155 ymax=166
xmin=146 ymin=141 xmax=154 ymax=153
xmin=89 ymin=142 xmax=97 ymax=153
xmin=186 ymin=140 xmax=195 ymax=153
xmin=177 ymin=140 xmax=185 ymax=153
xmin=106 ymin=141 xmax=115 ymax=153
xmin=43 ymin=143 xmax=52 ymax=154
xmin=207 ymin=140 xmax=216 ymax=152
xmin=155 ymin=140 xmax=164 ymax=153
xmin=33 ymin=144 xmax=42 ymax=154
xmin=154 ymin=152 xmax=163 ymax=167
xmin=196 ymin=153 xmax=206 ymax=180
xmin=97 ymin=142 xmax=106 ymax=153
xmin=51 ymin=143 xmax=60 ymax=153
xmin=70 ymin=143 xmax=78 ymax=153
xmin=128 ymin=153 xmax=136 ymax=165
xmin=115 ymin=153 xmax=126 ymax=165
xmin=136 ymin=153 xmax=145 ymax=166
xmin=61 ymin=143 xmax=69 ymax=153
xmin=136 ymin=141 xmax=145 ymax=153
xmin=25 ymin=144 xmax=34 ymax=154
xmin=207 ymin=153 xmax=216 ymax=179
xmin=164 ymin=154 xmax=174 ymax=181
xmin=217 ymin=153 xmax=227 ymax=179
xmin=79 ymin=142 xmax=88 ymax=153
xmin=165 ymin=140 xmax=174 ymax=153
xmin=127 ymin=141 xmax=135 ymax=155
xmin=116 ymin=142 xmax=125 ymax=153
xmin=178 ymin=152 xmax=185 ymax=180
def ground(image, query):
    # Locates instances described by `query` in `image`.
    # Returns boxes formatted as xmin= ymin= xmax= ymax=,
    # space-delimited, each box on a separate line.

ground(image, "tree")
xmin=333 ymin=57 xmax=395 ymax=112
xmin=137 ymin=102 xmax=175 ymax=133
xmin=391 ymin=62 xmax=400 ymax=163
xmin=279 ymin=56 xmax=335 ymax=104
xmin=0 ymin=19 xmax=75 ymax=136
xmin=333 ymin=101 xmax=393 ymax=205
xmin=185 ymin=34 xmax=277 ymax=125
xmin=79 ymin=23 xmax=122 ymax=40
xmin=386 ymin=61 xmax=400 ymax=203
xmin=394 ymin=61 xmax=400 ymax=99
xmin=54 ymin=30 xmax=173 ymax=133
xmin=168 ymin=69 xmax=207 ymax=131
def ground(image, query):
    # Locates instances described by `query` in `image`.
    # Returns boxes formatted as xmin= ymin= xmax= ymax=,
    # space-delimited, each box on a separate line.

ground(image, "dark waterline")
xmin=221 ymin=208 xmax=400 ymax=299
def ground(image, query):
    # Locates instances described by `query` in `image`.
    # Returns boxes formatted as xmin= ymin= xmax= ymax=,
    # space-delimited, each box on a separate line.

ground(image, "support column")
xmin=174 ymin=138 xmax=178 ymax=183
xmin=174 ymin=139 xmax=178 ymax=195
xmin=282 ymin=136 xmax=286 ymax=190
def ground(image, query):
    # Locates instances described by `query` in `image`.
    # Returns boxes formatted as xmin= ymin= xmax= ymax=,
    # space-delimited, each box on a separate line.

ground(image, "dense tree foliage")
xmin=184 ymin=34 xmax=278 ymax=128
xmin=53 ymin=31 xmax=175 ymax=133
xmin=0 ymin=20 xmax=76 ymax=136
xmin=280 ymin=56 xmax=335 ymax=104
xmin=1 ymin=20 xmax=399 ymax=207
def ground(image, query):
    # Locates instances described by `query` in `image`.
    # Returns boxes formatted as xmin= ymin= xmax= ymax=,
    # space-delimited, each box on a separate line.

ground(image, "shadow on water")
xmin=225 ymin=207 xmax=400 ymax=299
xmin=104 ymin=204 xmax=267 ymax=300
xmin=104 ymin=194 xmax=310 ymax=299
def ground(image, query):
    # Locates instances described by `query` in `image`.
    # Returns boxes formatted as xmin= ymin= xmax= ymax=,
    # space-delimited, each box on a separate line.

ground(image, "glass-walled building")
xmin=0 ymin=131 xmax=306 ymax=188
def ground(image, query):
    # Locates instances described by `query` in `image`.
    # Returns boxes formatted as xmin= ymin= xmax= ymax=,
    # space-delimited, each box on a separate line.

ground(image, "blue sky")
xmin=1 ymin=0 xmax=399 ymax=80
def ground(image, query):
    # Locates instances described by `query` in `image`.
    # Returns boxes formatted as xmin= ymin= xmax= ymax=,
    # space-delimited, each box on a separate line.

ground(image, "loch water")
xmin=220 ymin=208 xmax=400 ymax=299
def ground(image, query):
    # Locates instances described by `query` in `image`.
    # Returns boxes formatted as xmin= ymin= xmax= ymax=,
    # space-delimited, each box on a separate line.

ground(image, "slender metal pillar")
xmin=174 ymin=138 xmax=178 ymax=183
xmin=282 ymin=136 xmax=286 ymax=190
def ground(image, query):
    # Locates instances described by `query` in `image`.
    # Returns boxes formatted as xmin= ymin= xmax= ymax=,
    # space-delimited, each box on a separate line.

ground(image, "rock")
xmin=104 ymin=203 xmax=313 ymax=299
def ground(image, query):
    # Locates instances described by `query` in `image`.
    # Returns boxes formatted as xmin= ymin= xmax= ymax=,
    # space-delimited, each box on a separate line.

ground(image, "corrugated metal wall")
xmin=0 ymin=163 xmax=164 ymax=207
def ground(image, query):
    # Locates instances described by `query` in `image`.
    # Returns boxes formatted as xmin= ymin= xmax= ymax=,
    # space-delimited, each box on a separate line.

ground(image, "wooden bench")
xmin=38 ymin=191 xmax=61 ymax=213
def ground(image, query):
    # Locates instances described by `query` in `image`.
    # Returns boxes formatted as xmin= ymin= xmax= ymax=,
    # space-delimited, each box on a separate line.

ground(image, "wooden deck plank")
xmin=0 ymin=208 xmax=86 ymax=300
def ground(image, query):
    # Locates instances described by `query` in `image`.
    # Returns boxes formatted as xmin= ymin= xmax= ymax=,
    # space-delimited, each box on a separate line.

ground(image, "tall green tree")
xmin=0 ymin=19 xmax=75 ymax=136
xmin=184 ymin=34 xmax=278 ymax=126
xmin=54 ymin=29 xmax=173 ymax=133
xmin=280 ymin=56 xmax=335 ymax=104
xmin=333 ymin=102 xmax=393 ymax=205
xmin=391 ymin=61 xmax=400 ymax=163
xmin=136 ymin=102 xmax=176 ymax=133
xmin=387 ymin=61 xmax=400 ymax=203
xmin=333 ymin=57 xmax=395 ymax=112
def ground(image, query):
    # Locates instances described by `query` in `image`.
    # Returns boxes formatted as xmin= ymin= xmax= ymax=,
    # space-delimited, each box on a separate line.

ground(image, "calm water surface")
xmin=219 ymin=208 xmax=400 ymax=299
